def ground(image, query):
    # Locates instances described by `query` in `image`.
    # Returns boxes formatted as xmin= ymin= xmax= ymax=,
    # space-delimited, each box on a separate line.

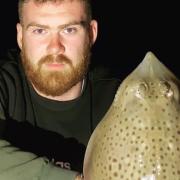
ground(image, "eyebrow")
xmin=25 ymin=20 xmax=88 ymax=30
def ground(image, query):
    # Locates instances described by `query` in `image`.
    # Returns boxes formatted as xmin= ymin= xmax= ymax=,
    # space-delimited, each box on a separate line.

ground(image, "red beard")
xmin=21 ymin=48 xmax=90 ymax=97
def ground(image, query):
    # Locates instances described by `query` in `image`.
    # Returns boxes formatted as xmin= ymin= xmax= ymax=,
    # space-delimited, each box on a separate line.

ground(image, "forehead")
xmin=21 ymin=0 xmax=87 ymax=25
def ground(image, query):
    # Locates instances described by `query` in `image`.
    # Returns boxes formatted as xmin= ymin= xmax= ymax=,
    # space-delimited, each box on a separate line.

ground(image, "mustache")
xmin=38 ymin=54 xmax=72 ymax=66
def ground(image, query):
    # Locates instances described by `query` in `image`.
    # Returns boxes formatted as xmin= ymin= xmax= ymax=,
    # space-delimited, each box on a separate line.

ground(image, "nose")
xmin=47 ymin=33 xmax=65 ymax=55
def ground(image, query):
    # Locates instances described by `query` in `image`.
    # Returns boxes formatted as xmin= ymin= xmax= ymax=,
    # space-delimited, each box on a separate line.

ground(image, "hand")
xmin=75 ymin=173 xmax=84 ymax=180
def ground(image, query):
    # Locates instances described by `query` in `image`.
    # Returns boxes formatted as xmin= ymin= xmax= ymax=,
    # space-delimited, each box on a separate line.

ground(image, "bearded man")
xmin=0 ymin=0 xmax=120 ymax=179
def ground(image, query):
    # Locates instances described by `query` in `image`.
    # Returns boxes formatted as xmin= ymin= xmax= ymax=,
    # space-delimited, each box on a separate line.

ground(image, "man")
xmin=0 ymin=0 xmax=120 ymax=179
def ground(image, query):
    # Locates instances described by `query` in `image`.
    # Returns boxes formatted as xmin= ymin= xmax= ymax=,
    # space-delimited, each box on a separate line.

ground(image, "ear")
xmin=89 ymin=20 xmax=98 ymax=45
xmin=16 ymin=23 xmax=23 ymax=50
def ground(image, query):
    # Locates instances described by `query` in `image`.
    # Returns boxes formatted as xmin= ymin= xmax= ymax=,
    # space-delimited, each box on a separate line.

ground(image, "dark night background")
xmin=0 ymin=1 xmax=179 ymax=80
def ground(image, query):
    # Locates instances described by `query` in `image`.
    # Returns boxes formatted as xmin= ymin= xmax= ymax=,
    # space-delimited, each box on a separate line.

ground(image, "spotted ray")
xmin=83 ymin=52 xmax=180 ymax=180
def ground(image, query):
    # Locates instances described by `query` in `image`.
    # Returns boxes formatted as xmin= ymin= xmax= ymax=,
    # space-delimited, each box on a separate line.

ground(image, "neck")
xmin=32 ymin=80 xmax=84 ymax=101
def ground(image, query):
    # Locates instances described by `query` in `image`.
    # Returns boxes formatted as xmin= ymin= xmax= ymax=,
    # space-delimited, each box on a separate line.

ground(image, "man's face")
xmin=17 ymin=0 xmax=97 ymax=96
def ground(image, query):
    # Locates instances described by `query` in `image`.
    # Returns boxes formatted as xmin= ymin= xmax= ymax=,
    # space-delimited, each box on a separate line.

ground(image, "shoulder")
xmin=87 ymin=66 xmax=121 ymax=129
xmin=0 ymin=48 xmax=20 ymax=65
xmin=0 ymin=48 xmax=21 ymax=76
xmin=0 ymin=48 xmax=23 ymax=91
xmin=89 ymin=65 xmax=121 ymax=88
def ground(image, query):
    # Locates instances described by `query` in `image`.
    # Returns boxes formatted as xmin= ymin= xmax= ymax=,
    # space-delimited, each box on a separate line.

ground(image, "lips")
xmin=44 ymin=62 xmax=65 ymax=70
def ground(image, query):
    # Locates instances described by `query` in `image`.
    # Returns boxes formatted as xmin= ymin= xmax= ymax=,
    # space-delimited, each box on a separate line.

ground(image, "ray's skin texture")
xmin=83 ymin=52 xmax=180 ymax=180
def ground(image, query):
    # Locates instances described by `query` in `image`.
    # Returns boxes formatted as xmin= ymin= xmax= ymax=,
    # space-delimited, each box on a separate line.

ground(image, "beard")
xmin=21 ymin=45 xmax=91 ymax=97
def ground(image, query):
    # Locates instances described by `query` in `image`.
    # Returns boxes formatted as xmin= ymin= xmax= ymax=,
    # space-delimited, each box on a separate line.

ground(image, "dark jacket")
xmin=0 ymin=49 xmax=120 ymax=179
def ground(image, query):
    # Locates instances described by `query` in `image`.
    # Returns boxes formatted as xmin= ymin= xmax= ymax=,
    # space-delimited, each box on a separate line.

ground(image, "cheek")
xmin=66 ymin=38 xmax=89 ymax=59
xmin=23 ymin=37 xmax=47 ymax=63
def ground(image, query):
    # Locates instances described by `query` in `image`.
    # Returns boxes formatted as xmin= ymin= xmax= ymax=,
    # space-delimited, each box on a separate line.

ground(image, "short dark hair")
xmin=18 ymin=0 xmax=92 ymax=23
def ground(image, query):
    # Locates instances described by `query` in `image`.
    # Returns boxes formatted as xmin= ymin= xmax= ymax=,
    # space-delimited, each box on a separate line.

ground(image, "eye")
xmin=32 ymin=28 xmax=47 ymax=35
xmin=159 ymin=81 xmax=178 ymax=99
xmin=135 ymin=82 xmax=148 ymax=99
xmin=159 ymin=81 xmax=171 ymax=96
xmin=62 ymin=26 xmax=78 ymax=34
